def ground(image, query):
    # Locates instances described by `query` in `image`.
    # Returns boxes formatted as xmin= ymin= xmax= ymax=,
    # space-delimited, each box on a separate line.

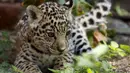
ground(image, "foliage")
xmin=0 ymin=62 xmax=23 ymax=73
xmin=0 ymin=61 xmax=23 ymax=73
xmin=49 ymin=41 xmax=130 ymax=73
xmin=0 ymin=61 xmax=22 ymax=73
xmin=58 ymin=0 xmax=97 ymax=16
xmin=12 ymin=65 xmax=23 ymax=73
xmin=106 ymin=29 xmax=116 ymax=39
xmin=70 ymin=0 xmax=93 ymax=16
xmin=0 ymin=31 xmax=21 ymax=73
xmin=0 ymin=31 xmax=15 ymax=73
xmin=0 ymin=31 xmax=12 ymax=60
xmin=100 ymin=41 xmax=128 ymax=60
xmin=0 ymin=62 xmax=15 ymax=73
xmin=115 ymin=3 xmax=130 ymax=16
xmin=120 ymin=44 xmax=130 ymax=54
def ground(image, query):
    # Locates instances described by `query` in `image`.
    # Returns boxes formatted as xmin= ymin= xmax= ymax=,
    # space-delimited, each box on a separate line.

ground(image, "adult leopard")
xmin=68 ymin=0 xmax=111 ymax=55
xmin=14 ymin=0 xmax=111 ymax=73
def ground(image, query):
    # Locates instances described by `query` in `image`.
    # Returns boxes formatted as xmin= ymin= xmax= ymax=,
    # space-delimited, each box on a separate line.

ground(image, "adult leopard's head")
xmin=26 ymin=0 xmax=73 ymax=54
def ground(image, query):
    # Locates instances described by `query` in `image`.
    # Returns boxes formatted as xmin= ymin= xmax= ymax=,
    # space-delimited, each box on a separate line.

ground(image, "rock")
xmin=114 ymin=35 xmax=130 ymax=45
xmin=107 ymin=18 xmax=129 ymax=29
xmin=107 ymin=18 xmax=130 ymax=45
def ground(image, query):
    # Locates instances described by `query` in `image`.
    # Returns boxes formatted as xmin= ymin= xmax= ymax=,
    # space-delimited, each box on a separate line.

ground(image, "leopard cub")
xmin=14 ymin=0 xmax=74 ymax=73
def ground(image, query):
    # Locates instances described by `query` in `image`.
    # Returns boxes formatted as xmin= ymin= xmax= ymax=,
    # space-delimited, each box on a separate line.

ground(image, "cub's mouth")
xmin=49 ymin=47 xmax=68 ymax=55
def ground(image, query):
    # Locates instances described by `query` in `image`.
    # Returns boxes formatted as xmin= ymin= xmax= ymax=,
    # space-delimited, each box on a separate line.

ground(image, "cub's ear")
xmin=63 ymin=0 xmax=73 ymax=8
xmin=26 ymin=5 xmax=43 ymax=20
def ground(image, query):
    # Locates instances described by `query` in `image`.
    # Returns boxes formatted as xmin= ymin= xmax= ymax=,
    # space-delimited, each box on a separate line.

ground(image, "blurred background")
xmin=0 ymin=0 xmax=130 ymax=29
xmin=0 ymin=0 xmax=23 ymax=30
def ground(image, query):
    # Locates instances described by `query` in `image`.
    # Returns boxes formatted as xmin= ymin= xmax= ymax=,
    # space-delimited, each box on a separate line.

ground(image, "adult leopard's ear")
xmin=63 ymin=0 xmax=73 ymax=8
xmin=98 ymin=0 xmax=111 ymax=2
xmin=26 ymin=5 xmax=43 ymax=21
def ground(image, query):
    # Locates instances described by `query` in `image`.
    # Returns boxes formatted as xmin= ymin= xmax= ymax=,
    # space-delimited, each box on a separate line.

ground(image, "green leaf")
xmin=48 ymin=69 xmax=60 ymax=73
xmin=117 ymin=48 xmax=126 ymax=57
xmin=87 ymin=68 xmax=93 ymax=73
xmin=110 ymin=41 xmax=119 ymax=48
xmin=115 ymin=3 xmax=130 ymax=16
xmin=102 ymin=61 xmax=110 ymax=71
xmin=12 ymin=65 xmax=23 ymax=73
xmin=120 ymin=44 xmax=130 ymax=54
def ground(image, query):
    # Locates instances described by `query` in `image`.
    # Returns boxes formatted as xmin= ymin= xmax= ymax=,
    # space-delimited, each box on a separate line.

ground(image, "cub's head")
xmin=25 ymin=0 xmax=73 ymax=54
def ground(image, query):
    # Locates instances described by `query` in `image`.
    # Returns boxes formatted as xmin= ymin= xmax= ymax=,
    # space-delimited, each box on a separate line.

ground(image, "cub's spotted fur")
xmin=14 ymin=0 xmax=111 ymax=73
xmin=15 ymin=1 xmax=74 ymax=73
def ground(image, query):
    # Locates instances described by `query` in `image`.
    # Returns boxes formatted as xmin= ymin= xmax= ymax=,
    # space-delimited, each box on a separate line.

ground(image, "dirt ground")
xmin=109 ymin=55 xmax=130 ymax=73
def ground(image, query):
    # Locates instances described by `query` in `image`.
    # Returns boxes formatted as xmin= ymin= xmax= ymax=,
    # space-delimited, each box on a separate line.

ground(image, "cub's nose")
xmin=54 ymin=33 xmax=68 ymax=53
xmin=57 ymin=40 xmax=67 ymax=52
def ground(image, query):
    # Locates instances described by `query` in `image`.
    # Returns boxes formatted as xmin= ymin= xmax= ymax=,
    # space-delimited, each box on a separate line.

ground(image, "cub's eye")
xmin=46 ymin=29 xmax=55 ymax=37
xmin=47 ymin=32 xmax=55 ymax=37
